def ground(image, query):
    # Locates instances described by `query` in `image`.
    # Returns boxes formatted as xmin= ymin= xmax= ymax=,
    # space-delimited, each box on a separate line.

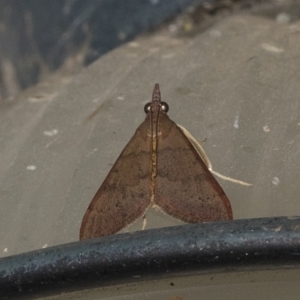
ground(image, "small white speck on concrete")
xmin=42 ymin=244 xmax=48 ymax=249
xmin=43 ymin=129 xmax=58 ymax=137
xmin=117 ymin=96 xmax=125 ymax=101
xmin=3 ymin=248 xmax=8 ymax=253
xmin=26 ymin=165 xmax=36 ymax=171
xmin=128 ymin=42 xmax=140 ymax=48
xmin=263 ymin=125 xmax=270 ymax=132
xmin=233 ymin=115 xmax=239 ymax=129
xmin=92 ymin=97 xmax=100 ymax=103
xmin=261 ymin=43 xmax=284 ymax=53
xmin=272 ymin=177 xmax=280 ymax=186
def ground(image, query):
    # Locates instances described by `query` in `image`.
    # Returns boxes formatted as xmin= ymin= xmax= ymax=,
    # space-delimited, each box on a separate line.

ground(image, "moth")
xmin=80 ymin=84 xmax=248 ymax=240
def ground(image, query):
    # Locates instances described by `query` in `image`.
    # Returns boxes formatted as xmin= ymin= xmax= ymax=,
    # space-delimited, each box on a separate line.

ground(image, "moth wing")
xmin=80 ymin=121 xmax=151 ymax=240
xmin=154 ymin=115 xmax=232 ymax=222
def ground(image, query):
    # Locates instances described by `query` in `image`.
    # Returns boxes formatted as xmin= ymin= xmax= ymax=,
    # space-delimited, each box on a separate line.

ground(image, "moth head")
xmin=144 ymin=101 xmax=169 ymax=114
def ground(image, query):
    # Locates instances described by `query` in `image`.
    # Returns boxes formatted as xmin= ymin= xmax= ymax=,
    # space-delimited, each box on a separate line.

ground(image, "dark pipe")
xmin=1 ymin=217 xmax=300 ymax=299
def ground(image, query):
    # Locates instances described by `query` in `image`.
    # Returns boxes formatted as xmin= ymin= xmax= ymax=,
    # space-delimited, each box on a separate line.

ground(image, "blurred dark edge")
xmin=0 ymin=0 xmax=271 ymax=100
xmin=0 ymin=217 xmax=300 ymax=299
xmin=0 ymin=0 xmax=207 ymax=99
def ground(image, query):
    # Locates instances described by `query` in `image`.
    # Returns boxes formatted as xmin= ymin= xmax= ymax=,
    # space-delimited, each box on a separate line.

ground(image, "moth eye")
xmin=144 ymin=102 xmax=152 ymax=114
xmin=161 ymin=102 xmax=169 ymax=112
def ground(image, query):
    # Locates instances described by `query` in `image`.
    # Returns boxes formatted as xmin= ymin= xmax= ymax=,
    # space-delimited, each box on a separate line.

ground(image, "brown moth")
xmin=80 ymin=84 xmax=233 ymax=240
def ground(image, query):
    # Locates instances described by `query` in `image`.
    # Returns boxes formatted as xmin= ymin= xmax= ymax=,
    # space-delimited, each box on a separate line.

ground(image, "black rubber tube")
xmin=1 ymin=217 xmax=300 ymax=299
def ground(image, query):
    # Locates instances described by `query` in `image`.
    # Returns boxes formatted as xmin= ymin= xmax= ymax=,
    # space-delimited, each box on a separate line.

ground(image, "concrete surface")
xmin=0 ymin=9 xmax=300 ymax=262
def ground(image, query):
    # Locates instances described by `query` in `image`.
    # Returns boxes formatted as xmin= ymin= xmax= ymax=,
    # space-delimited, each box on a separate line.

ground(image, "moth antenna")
xmin=152 ymin=83 xmax=161 ymax=102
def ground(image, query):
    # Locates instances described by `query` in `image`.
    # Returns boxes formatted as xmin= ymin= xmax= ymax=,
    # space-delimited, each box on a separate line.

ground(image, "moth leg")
xmin=142 ymin=214 xmax=147 ymax=230
xmin=177 ymin=124 xmax=253 ymax=187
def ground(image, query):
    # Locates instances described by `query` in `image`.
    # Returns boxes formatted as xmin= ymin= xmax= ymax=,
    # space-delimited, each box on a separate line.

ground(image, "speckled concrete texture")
xmin=1 ymin=10 xmax=300 ymax=258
